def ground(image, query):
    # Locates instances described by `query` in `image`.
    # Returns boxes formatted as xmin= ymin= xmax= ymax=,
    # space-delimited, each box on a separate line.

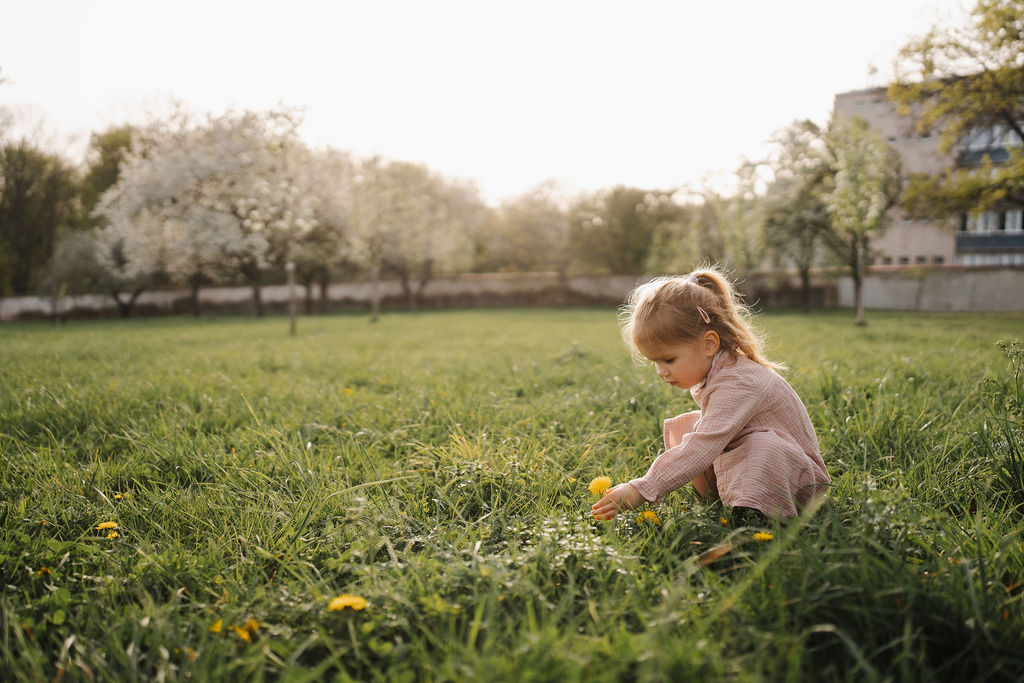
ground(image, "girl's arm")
xmin=628 ymin=373 xmax=766 ymax=505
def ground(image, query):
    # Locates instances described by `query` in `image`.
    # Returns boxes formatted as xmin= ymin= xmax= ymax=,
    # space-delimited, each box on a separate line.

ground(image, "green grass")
xmin=1 ymin=308 xmax=1023 ymax=681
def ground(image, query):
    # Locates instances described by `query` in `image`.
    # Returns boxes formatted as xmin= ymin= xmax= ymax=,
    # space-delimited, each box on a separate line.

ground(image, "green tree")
xmin=717 ymin=161 xmax=768 ymax=276
xmin=823 ymin=116 xmax=903 ymax=326
xmin=0 ymin=141 xmax=80 ymax=295
xmin=572 ymin=186 xmax=670 ymax=274
xmin=482 ymin=180 xmax=574 ymax=300
xmin=763 ymin=120 xmax=834 ymax=312
xmin=890 ymin=0 xmax=1024 ymax=214
xmin=80 ymin=125 xmax=135 ymax=221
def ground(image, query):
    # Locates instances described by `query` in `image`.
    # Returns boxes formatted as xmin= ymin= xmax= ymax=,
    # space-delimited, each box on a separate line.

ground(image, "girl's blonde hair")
xmin=620 ymin=267 xmax=785 ymax=371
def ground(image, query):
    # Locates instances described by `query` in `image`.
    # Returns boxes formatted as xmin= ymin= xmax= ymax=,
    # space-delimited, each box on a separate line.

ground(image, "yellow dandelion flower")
xmin=114 ymin=493 xmax=123 ymax=499
xmin=636 ymin=510 xmax=661 ymax=526
xmin=233 ymin=625 xmax=251 ymax=641
xmin=344 ymin=388 xmax=355 ymax=395
xmin=36 ymin=566 xmax=51 ymax=577
xmin=209 ymin=619 xmax=223 ymax=634
xmin=96 ymin=521 xmax=118 ymax=530
xmin=106 ymin=531 xmax=119 ymax=540
xmin=753 ymin=531 xmax=774 ymax=541
xmin=720 ymin=517 xmax=728 ymax=525
xmin=588 ymin=476 xmax=612 ymax=496
xmin=328 ymin=594 xmax=367 ymax=611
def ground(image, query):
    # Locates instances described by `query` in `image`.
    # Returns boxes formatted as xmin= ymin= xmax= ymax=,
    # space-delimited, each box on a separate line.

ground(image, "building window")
xmin=964 ymin=210 xmax=1003 ymax=232
xmin=1007 ymin=209 xmax=1023 ymax=233
xmin=881 ymin=256 xmax=893 ymax=265
xmin=899 ymin=256 xmax=910 ymax=265
xmin=915 ymin=256 xmax=928 ymax=264
xmin=932 ymin=256 xmax=945 ymax=265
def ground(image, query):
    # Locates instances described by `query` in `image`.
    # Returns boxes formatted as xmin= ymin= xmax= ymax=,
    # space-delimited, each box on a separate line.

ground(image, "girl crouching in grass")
xmin=591 ymin=268 xmax=830 ymax=523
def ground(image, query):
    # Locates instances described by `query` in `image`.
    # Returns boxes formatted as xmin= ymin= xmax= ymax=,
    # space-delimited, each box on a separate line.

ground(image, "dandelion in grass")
xmin=588 ymin=476 xmax=612 ymax=496
xmin=344 ymin=388 xmax=355 ymax=395
xmin=36 ymin=567 xmax=51 ymax=577
xmin=636 ymin=510 xmax=661 ymax=526
xmin=753 ymin=531 xmax=774 ymax=541
xmin=328 ymin=594 xmax=367 ymax=611
xmin=209 ymin=619 xmax=223 ymax=634
xmin=106 ymin=531 xmax=119 ymax=540
xmin=721 ymin=517 xmax=729 ymax=525
xmin=96 ymin=521 xmax=118 ymax=530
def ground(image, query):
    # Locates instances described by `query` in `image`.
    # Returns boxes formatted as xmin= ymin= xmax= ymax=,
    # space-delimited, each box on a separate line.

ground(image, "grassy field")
xmin=1 ymin=308 xmax=1023 ymax=681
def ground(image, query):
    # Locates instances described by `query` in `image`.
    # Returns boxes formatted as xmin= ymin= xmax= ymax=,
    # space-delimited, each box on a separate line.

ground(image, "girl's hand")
xmin=591 ymin=483 xmax=644 ymax=521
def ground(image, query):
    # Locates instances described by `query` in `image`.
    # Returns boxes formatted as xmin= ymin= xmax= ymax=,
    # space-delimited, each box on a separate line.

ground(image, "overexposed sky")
xmin=0 ymin=0 xmax=968 ymax=204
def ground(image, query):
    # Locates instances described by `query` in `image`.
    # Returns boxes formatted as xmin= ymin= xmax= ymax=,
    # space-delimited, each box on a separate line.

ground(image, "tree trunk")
xmin=799 ymin=266 xmax=811 ymax=313
xmin=398 ymin=272 xmax=416 ymax=313
xmin=318 ymin=267 xmax=330 ymax=314
xmin=189 ymin=274 xmax=202 ymax=317
xmin=853 ymin=237 xmax=866 ymax=326
xmin=111 ymin=286 xmax=144 ymax=318
xmin=369 ymin=265 xmax=381 ymax=322
xmin=412 ymin=260 xmax=433 ymax=313
xmin=248 ymin=272 xmax=263 ymax=318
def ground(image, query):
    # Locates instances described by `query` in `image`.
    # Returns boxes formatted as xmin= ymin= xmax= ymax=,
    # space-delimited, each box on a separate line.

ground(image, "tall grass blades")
xmin=0 ymin=310 xmax=1022 ymax=681
xmin=979 ymin=340 xmax=1024 ymax=512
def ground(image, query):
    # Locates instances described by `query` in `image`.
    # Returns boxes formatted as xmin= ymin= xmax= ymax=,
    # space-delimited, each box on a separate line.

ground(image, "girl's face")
xmin=640 ymin=331 xmax=720 ymax=390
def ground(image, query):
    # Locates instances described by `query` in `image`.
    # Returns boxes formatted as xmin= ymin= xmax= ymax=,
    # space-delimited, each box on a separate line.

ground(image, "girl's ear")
xmin=702 ymin=330 xmax=721 ymax=356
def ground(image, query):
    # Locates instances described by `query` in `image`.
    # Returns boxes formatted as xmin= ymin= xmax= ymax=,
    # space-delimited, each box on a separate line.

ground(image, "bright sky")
xmin=0 ymin=0 xmax=968 ymax=204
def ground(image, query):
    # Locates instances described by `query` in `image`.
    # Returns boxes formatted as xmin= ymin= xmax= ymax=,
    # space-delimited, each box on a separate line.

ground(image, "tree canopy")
xmin=890 ymin=0 xmax=1024 ymax=214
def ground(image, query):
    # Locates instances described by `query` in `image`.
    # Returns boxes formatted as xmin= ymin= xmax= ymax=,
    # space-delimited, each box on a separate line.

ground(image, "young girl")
xmin=591 ymin=269 xmax=830 ymax=522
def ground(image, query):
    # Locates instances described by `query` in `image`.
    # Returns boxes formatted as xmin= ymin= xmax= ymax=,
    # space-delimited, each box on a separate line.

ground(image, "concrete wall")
xmin=837 ymin=266 xmax=1024 ymax=312
xmin=0 ymin=273 xmax=648 ymax=321
xmin=6 ymin=267 xmax=1021 ymax=321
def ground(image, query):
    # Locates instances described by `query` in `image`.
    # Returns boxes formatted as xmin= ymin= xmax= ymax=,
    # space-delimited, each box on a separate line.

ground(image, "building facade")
xmin=834 ymin=87 xmax=1024 ymax=267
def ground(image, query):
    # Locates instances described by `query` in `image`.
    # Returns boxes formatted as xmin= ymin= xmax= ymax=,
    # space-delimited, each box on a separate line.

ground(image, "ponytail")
xmin=621 ymin=266 xmax=785 ymax=372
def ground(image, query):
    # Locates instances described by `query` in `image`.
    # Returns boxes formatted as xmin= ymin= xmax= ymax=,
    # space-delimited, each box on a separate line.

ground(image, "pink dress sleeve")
xmin=628 ymin=372 xmax=765 ymax=505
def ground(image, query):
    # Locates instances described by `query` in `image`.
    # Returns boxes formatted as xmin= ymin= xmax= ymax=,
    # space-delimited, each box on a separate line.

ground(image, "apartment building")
xmin=834 ymin=87 xmax=1024 ymax=267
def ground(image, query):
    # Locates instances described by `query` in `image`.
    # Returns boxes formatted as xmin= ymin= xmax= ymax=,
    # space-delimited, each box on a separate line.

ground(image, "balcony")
xmin=956 ymin=232 xmax=1024 ymax=252
xmin=957 ymin=147 xmax=1011 ymax=166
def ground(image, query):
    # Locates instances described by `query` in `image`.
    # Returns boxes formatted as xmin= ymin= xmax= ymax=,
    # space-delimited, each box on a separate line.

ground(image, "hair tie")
xmin=688 ymin=274 xmax=699 ymax=285
xmin=696 ymin=306 xmax=711 ymax=324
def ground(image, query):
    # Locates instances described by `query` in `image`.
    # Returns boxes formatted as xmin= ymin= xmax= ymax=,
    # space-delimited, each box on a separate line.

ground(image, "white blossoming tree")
xmin=823 ymin=115 xmax=903 ymax=325
xmin=289 ymin=146 xmax=353 ymax=313
xmin=95 ymin=107 xmax=314 ymax=316
xmin=349 ymin=158 xmax=482 ymax=317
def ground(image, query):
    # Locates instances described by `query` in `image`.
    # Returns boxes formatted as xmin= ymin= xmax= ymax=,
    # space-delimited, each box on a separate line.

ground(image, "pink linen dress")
xmin=628 ymin=351 xmax=830 ymax=518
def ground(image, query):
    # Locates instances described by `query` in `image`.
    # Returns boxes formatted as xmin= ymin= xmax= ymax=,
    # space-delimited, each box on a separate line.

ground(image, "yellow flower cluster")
xmin=209 ymin=618 xmax=260 ymax=641
xmin=588 ymin=476 xmax=612 ymax=496
xmin=96 ymin=521 xmax=118 ymax=530
xmin=233 ymin=619 xmax=260 ymax=641
xmin=328 ymin=594 xmax=367 ymax=612
xmin=636 ymin=510 xmax=661 ymax=526
xmin=753 ymin=531 xmax=774 ymax=541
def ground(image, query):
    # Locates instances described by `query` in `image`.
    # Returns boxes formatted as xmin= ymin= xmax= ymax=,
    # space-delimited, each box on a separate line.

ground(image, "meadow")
xmin=1 ymin=308 xmax=1023 ymax=681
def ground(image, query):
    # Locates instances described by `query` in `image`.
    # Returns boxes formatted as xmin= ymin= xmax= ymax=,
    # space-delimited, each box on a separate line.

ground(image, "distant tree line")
xmin=0 ymin=0 xmax=1019 ymax=322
